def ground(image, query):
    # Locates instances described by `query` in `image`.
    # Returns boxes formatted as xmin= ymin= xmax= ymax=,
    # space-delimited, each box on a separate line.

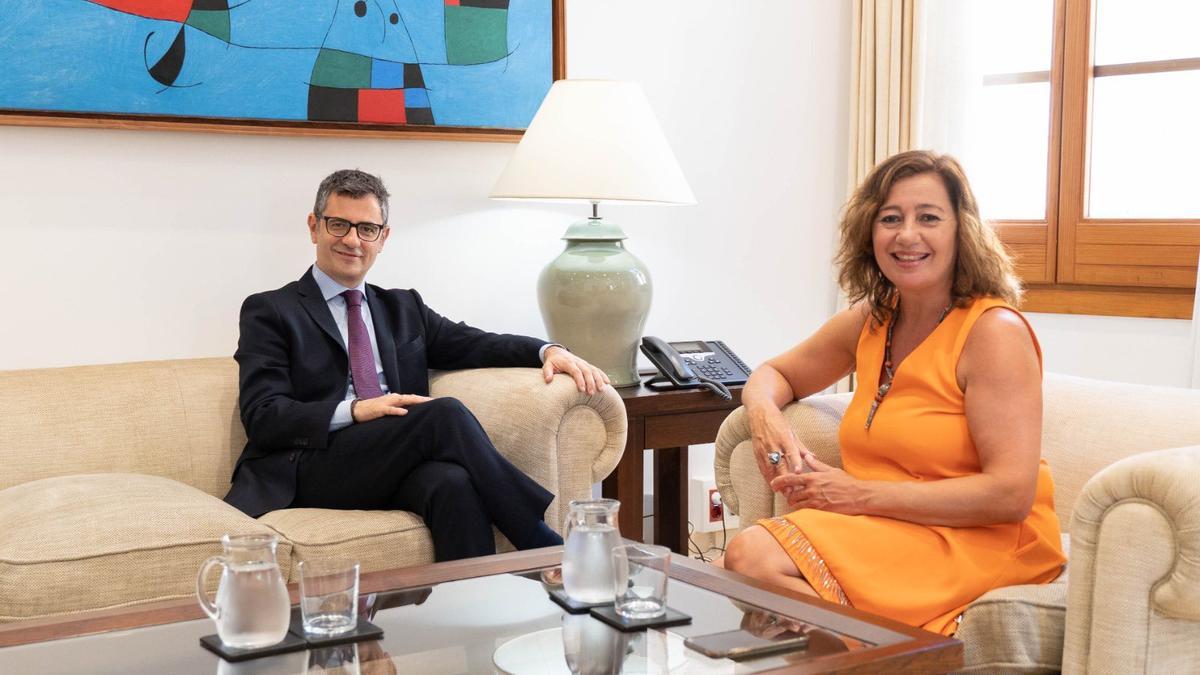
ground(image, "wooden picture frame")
xmin=0 ymin=0 xmax=565 ymax=143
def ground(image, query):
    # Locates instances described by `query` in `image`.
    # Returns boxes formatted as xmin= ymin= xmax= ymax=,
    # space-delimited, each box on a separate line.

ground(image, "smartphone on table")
xmin=684 ymin=627 xmax=809 ymax=661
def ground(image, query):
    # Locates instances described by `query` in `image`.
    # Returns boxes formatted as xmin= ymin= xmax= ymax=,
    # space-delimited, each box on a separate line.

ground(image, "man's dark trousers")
xmin=289 ymin=397 xmax=557 ymax=561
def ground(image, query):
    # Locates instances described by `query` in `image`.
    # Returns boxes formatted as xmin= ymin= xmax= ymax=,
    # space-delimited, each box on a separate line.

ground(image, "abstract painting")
xmin=0 ymin=0 xmax=561 ymax=137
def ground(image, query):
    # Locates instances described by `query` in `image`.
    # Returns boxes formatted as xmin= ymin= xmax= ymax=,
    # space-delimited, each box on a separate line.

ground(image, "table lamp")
xmin=490 ymin=79 xmax=695 ymax=387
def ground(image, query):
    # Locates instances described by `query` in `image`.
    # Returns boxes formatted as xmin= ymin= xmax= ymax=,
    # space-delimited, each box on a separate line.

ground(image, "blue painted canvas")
xmin=0 ymin=0 xmax=555 ymax=130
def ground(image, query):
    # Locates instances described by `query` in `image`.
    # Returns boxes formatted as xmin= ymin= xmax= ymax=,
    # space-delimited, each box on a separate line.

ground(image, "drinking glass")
xmin=298 ymin=559 xmax=360 ymax=636
xmin=611 ymin=543 xmax=670 ymax=620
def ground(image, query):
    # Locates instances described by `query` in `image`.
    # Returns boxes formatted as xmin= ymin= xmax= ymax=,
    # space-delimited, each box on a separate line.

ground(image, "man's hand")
xmin=542 ymin=346 xmax=610 ymax=395
xmin=351 ymin=393 xmax=433 ymax=423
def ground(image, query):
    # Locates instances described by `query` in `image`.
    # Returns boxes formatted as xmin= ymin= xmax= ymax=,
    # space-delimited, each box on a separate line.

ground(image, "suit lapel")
xmin=297 ymin=268 xmax=346 ymax=353
xmin=366 ymin=285 xmax=401 ymax=392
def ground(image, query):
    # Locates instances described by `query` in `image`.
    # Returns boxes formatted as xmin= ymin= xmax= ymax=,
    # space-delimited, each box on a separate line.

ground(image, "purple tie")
xmin=342 ymin=290 xmax=384 ymax=399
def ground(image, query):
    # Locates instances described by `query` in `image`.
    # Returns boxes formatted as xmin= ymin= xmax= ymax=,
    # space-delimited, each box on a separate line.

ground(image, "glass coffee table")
xmin=0 ymin=548 xmax=961 ymax=673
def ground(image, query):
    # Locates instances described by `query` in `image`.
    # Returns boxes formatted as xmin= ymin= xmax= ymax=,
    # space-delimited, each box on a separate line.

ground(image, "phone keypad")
xmin=712 ymin=340 xmax=753 ymax=375
xmin=686 ymin=355 xmax=740 ymax=381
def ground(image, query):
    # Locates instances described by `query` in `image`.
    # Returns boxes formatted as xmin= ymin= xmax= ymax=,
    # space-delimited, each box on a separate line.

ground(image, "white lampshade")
xmin=490 ymin=79 xmax=695 ymax=205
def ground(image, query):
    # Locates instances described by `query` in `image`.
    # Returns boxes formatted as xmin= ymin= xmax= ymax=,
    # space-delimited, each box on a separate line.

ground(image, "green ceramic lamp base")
xmin=538 ymin=217 xmax=652 ymax=388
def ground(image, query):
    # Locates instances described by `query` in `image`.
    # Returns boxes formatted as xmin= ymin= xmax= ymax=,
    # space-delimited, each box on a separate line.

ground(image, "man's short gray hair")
xmin=313 ymin=169 xmax=391 ymax=224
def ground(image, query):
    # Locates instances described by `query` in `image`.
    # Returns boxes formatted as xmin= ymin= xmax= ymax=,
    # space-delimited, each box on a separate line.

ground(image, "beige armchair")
xmin=714 ymin=373 xmax=1200 ymax=673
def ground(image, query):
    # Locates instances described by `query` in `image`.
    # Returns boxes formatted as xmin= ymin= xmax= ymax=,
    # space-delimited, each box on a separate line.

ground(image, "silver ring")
xmin=767 ymin=452 xmax=782 ymax=465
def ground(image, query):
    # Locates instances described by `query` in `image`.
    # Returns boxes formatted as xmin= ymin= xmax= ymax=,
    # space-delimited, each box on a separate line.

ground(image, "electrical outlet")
xmin=689 ymin=477 xmax=739 ymax=533
xmin=707 ymin=488 xmax=723 ymax=523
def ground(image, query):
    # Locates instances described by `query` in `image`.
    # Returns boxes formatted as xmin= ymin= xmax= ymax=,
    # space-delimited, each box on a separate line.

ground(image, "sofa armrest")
xmin=714 ymin=392 xmax=852 ymax=524
xmin=429 ymin=368 xmax=626 ymax=532
xmin=1063 ymin=444 xmax=1200 ymax=675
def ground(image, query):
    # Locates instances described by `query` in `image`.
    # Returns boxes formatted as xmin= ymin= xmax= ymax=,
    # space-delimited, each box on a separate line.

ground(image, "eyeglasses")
xmin=321 ymin=216 xmax=386 ymax=242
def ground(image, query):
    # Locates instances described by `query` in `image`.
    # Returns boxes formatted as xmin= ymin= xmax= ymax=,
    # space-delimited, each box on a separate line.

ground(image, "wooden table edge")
xmin=0 ymin=548 xmax=561 ymax=648
xmin=0 ymin=546 xmax=962 ymax=672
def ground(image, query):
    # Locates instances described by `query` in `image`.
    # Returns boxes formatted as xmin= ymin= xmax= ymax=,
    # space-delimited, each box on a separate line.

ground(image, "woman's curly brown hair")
xmin=835 ymin=150 xmax=1021 ymax=328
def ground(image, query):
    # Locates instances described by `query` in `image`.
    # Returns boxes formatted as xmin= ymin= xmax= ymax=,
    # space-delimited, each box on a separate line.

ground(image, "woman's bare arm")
xmin=743 ymin=304 xmax=867 ymax=483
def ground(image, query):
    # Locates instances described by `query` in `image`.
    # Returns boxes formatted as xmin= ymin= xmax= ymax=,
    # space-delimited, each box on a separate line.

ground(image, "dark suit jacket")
xmin=224 ymin=267 xmax=546 ymax=517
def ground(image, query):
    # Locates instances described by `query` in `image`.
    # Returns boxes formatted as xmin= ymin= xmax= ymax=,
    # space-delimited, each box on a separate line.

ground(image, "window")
xmin=920 ymin=0 xmax=1200 ymax=318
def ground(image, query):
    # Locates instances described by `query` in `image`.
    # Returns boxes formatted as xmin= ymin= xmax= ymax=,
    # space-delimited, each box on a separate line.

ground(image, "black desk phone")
xmin=640 ymin=336 xmax=753 ymax=400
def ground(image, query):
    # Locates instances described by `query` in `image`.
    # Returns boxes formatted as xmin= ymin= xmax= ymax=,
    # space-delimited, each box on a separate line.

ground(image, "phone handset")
xmin=641 ymin=336 xmax=696 ymax=383
xmin=640 ymin=336 xmax=732 ymax=400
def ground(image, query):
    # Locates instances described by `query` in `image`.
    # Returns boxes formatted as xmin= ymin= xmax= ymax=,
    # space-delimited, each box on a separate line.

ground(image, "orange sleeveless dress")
xmin=760 ymin=297 xmax=1065 ymax=635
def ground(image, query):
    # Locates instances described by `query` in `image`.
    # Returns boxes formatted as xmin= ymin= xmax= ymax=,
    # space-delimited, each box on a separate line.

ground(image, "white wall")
xmin=1028 ymin=313 xmax=1194 ymax=388
xmin=567 ymin=1 xmax=851 ymax=363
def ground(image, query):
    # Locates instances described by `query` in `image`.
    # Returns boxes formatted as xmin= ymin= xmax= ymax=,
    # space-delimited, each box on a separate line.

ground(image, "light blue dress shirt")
xmin=311 ymin=265 xmax=558 ymax=432
xmin=311 ymin=266 xmax=389 ymax=431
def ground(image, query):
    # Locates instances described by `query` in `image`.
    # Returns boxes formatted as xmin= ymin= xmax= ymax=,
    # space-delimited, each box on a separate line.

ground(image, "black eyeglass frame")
xmin=320 ymin=215 xmax=388 ymax=242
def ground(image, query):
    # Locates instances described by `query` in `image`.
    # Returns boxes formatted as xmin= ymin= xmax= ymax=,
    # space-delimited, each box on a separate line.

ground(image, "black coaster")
xmin=288 ymin=607 xmax=384 ymax=648
xmin=199 ymin=632 xmax=307 ymax=662
xmin=589 ymin=605 xmax=692 ymax=632
xmin=548 ymin=589 xmax=611 ymax=614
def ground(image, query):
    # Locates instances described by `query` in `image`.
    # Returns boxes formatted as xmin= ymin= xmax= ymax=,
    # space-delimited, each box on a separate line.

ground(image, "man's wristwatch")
xmin=350 ymin=398 xmax=361 ymax=422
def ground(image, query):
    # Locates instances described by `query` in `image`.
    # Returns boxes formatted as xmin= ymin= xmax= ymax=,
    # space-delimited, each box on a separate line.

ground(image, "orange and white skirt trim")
xmin=760 ymin=516 xmax=851 ymax=607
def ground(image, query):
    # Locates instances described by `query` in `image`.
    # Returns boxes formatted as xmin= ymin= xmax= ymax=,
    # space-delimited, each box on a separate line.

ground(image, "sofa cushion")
xmin=0 ymin=473 xmax=285 ymax=621
xmin=0 ymin=358 xmax=243 ymax=500
xmin=957 ymin=571 xmax=1068 ymax=673
xmin=1042 ymin=374 xmax=1200 ymax=526
xmin=260 ymin=508 xmax=434 ymax=578
xmin=259 ymin=509 xmax=518 ymax=578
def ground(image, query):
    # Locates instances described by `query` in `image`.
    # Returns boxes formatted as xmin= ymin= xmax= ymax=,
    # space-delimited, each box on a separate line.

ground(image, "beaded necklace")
xmin=863 ymin=302 xmax=953 ymax=430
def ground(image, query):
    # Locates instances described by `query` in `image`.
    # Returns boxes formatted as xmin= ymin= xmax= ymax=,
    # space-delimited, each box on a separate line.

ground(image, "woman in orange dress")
xmin=719 ymin=150 xmax=1065 ymax=636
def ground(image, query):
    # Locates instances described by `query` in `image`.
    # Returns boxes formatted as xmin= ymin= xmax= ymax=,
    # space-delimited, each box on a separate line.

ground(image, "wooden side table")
xmin=602 ymin=379 xmax=744 ymax=554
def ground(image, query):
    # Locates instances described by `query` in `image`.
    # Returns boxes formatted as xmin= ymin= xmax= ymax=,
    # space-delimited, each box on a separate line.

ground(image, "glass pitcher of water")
xmin=196 ymin=533 xmax=291 ymax=649
xmin=562 ymin=499 xmax=622 ymax=603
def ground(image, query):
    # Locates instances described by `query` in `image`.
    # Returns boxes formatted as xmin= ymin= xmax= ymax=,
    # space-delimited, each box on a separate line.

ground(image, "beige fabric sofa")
xmin=0 ymin=358 xmax=626 ymax=622
xmin=715 ymin=373 xmax=1200 ymax=673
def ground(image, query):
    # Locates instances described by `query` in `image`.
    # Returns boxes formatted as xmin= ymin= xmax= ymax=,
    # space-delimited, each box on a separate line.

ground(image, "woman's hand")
xmin=747 ymin=403 xmax=808 ymax=488
xmin=740 ymin=609 xmax=807 ymax=639
xmin=769 ymin=451 xmax=866 ymax=514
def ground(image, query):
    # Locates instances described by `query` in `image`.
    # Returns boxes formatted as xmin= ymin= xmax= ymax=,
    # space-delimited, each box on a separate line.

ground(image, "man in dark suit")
xmin=224 ymin=169 xmax=609 ymax=561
